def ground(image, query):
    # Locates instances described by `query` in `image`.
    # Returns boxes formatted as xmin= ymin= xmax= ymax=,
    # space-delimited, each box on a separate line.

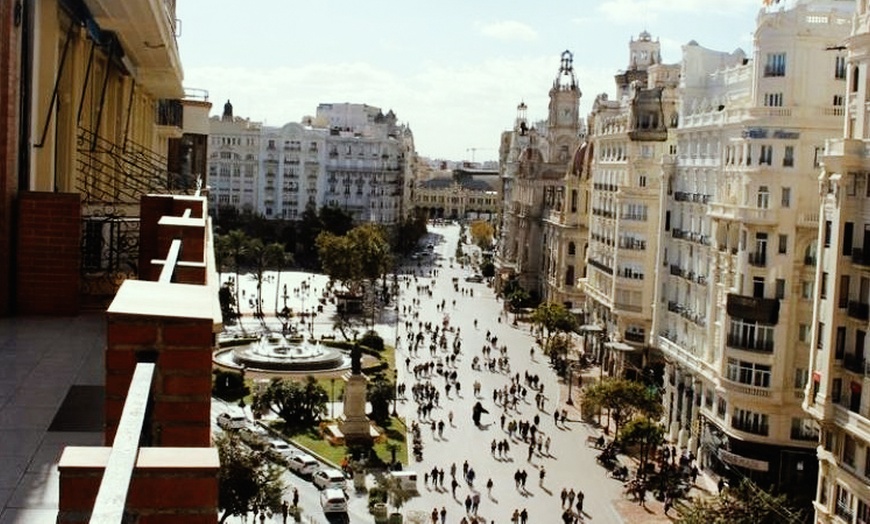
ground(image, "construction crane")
xmin=466 ymin=148 xmax=493 ymax=162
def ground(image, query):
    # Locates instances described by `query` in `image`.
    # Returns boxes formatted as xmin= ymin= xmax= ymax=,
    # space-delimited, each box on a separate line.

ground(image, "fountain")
xmin=214 ymin=333 xmax=349 ymax=372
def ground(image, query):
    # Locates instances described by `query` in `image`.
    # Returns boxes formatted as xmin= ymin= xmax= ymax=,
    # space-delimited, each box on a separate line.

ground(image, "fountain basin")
xmin=214 ymin=333 xmax=349 ymax=372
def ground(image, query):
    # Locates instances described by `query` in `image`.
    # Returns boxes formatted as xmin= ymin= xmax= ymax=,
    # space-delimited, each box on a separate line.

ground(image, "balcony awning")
xmin=605 ymin=341 xmax=635 ymax=352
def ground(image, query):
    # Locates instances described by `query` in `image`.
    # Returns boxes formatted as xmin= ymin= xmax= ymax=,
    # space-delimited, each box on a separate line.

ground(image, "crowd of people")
xmin=394 ymin=236 xmax=592 ymax=524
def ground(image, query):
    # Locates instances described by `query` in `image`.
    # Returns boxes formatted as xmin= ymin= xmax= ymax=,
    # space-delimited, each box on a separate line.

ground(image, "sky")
xmin=175 ymin=0 xmax=765 ymax=162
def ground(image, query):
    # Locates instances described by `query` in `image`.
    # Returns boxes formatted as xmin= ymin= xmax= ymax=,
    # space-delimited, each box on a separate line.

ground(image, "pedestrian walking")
xmin=487 ymin=478 xmax=494 ymax=495
xmin=561 ymin=487 xmax=568 ymax=508
xmin=292 ymin=488 xmax=299 ymax=508
xmin=539 ymin=466 xmax=546 ymax=486
xmin=520 ymin=507 xmax=528 ymax=524
xmin=576 ymin=489 xmax=584 ymax=513
xmin=567 ymin=488 xmax=575 ymax=508
xmin=440 ymin=506 xmax=447 ymax=524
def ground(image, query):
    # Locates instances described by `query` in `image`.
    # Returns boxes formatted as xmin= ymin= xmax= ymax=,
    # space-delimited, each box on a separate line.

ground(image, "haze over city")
xmin=176 ymin=0 xmax=761 ymax=162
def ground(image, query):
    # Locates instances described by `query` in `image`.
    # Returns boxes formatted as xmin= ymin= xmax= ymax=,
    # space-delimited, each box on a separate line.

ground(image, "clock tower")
xmin=547 ymin=50 xmax=582 ymax=164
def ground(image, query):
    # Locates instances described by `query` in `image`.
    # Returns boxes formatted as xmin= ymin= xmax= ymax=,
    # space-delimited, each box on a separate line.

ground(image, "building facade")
xmin=807 ymin=0 xmax=870 ymax=520
xmin=0 ymin=0 xmax=209 ymax=316
xmin=654 ymin=1 xmax=852 ymax=497
xmin=207 ymin=102 xmax=417 ymax=227
xmin=584 ymin=32 xmax=679 ymax=376
xmin=496 ymin=52 xmax=584 ymax=301
xmin=414 ymin=167 xmax=500 ymax=220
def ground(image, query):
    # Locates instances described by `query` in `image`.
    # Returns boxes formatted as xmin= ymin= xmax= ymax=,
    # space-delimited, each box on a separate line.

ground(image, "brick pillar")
xmin=57 ymin=447 xmax=218 ymax=524
xmin=138 ymin=195 xmax=175 ymax=282
xmin=106 ymin=281 xmax=215 ymax=448
xmin=15 ymin=192 xmax=81 ymax=315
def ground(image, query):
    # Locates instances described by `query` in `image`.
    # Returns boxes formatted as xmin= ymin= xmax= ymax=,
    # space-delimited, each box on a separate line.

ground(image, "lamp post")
xmin=566 ymin=361 xmax=575 ymax=405
xmin=391 ymin=369 xmax=399 ymax=417
xmin=330 ymin=378 xmax=335 ymax=420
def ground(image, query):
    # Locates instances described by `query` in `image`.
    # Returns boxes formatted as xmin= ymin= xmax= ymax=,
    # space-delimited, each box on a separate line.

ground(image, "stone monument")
xmin=339 ymin=344 xmax=373 ymax=446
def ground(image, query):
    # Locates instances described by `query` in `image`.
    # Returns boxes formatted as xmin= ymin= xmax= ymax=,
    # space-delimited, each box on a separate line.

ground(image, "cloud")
xmin=478 ymin=20 xmax=538 ymax=42
xmin=596 ymin=0 xmax=759 ymax=24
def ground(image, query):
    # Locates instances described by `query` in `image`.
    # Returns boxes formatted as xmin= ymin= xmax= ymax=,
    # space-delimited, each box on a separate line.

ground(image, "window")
xmin=781 ymin=187 xmax=791 ymax=208
xmin=728 ymin=319 xmax=775 ymax=352
xmin=765 ymin=53 xmax=786 ymax=77
xmin=844 ymin=435 xmax=857 ymax=468
xmin=837 ymin=485 xmax=855 ymax=522
xmin=783 ymin=146 xmax=794 ymax=167
xmin=790 ymin=417 xmax=819 ymax=441
xmin=757 ymin=186 xmax=770 ymax=208
xmin=840 ymin=275 xmax=850 ymax=308
xmin=732 ymin=408 xmax=769 ymax=435
xmin=717 ymin=398 xmax=726 ymax=418
xmin=760 ymin=145 xmax=773 ymax=166
xmin=778 ymin=234 xmax=788 ymax=254
xmin=833 ymin=94 xmax=845 ymax=106
xmin=799 ymin=324 xmax=810 ymax=343
xmin=814 ymin=146 xmax=824 ymax=168
xmin=775 ymin=279 xmax=786 ymax=299
xmin=835 ymin=55 xmax=846 ymax=80
xmin=727 ymin=358 xmax=772 ymax=387
xmin=844 ymin=222 xmax=854 ymax=255
xmin=821 ymin=272 xmax=829 ymax=299
xmin=825 ymin=220 xmax=832 ymax=247
xmin=818 ymin=322 xmax=825 ymax=349
xmin=763 ymin=92 xmax=783 ymax=107
xmin=638 ymin=175 xmax=647 ymax=188
xmin=795 ymin=367 xmax=808 ymax=388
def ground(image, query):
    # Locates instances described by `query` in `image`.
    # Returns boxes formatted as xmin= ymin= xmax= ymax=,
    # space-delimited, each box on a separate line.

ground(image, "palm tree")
xmin=224 ymin=229 xmax=250 ymax=319
xmin=248 ymin=239 xmax=287 ymax=321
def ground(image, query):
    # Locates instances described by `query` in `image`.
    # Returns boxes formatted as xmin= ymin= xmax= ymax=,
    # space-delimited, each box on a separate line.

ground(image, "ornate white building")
xmin=207 ymin=102 xmax=416 ymax=226
xmin=806 ymin=0 xmax=870 ymax=520
xmin=653 ymin=0 xmax=852 ymax=498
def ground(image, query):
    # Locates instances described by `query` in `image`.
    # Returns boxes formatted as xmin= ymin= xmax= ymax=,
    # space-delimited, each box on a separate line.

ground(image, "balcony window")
xmin=836 ymin=485 xmax=855 ymax=522
xmin=783 ymin=146 xmax=794 ymax=167
xmin=732 ymin=408 xmax=769 ymax=435
xmin=790 ymin=417 xmax=819 ymax=442
xmin=727 ymin=358 xmax=771 ymax=387
xmin=727 ymin=318 xmax=775 ymax=353
xmin=764 ymin=52 xmax=786 ymax=77
xmin=757 ymin=186 xmax=770 ymax=208
xmin=835 ymin=55 xmax=846 ymax=80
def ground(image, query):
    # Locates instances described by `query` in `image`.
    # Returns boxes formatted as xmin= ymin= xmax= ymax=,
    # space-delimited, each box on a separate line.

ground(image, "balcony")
xmin=726 ymin=333 xmax=774 ymax=353
xmin=669 ymin=265 xmax=683 ymax=277
xmin=726 ymin=293 xmax=779 ymax=324
xmin=588 ymin=258 xmax=613 ymax=275
xmin=848 ymin=301 xmax=870 ymax=321
xmin=748 ymin=252 xmax=767 ymax=267
xmin=843 ymin=353 xmax=869 ymax=376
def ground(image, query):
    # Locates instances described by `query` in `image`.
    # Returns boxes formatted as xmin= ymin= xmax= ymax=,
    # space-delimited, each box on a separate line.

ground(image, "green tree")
xmin=619 ymin=415 xmax=665 ymax=479
xmin=531 ymin=301 xmax=578 ymax=350
xmin=216 ymin=433 xmax=285 ymax=523
xmin=317 ymin=224 xmax=392 ymax=325
xmin=469 ymin=220 xmax=495 ymax=249
xmin=583 ymin=378 xmax=662 ymax=440
xmin=677 ymin=478 xmax=805 ymax=524
xmin=254 ymin=376 xmax=328 ymax=428
xmin=367 ymin=372 xmax=395 ymax=425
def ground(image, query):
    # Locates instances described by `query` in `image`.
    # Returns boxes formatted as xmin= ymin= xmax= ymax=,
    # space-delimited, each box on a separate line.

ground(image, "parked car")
xmin=320 ymin=488 xmax=348 ymax=513
xmin=464 ymin=274 xmax=484 ymax=283
xmin=268 ymin=439 xmax=294 ymax=460
xmin=238 ymin=426 xmax=268 ymax=449
xmin=312 ymin=467 xmax=348 ymax=490
xmin=287 ymin=452 xmax=319 ymax=477
xmin=216 ymin=413 xmax=246 ymax=431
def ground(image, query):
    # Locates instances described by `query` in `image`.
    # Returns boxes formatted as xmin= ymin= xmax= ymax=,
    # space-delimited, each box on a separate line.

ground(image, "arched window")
xmin=568 ymin=242 xmax=576 ymax=256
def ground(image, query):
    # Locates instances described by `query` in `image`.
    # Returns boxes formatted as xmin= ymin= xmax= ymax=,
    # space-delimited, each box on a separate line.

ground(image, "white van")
xmin=389 ymin=471 xmax=418 ymax=491
xmin=320 ymin=488 xmax=348 ymax=513
xmin=287 ymin=453 xmax=319 ymax=476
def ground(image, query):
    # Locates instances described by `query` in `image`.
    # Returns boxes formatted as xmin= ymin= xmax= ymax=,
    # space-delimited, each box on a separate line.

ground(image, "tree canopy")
xmin=583 ymin=378 xmax=662 ymax=440
xmin=216 ymin=433 xmax=285 ymax=523
xmin=469 ymin=220 xmax=495 ymax=250
xmin=253 ymin=376 xmax=328 ymax=428
xmin=531 ymin=302 xmax=578 ymax=349
xmin=677 ymin=478 xmax=806 ymax=524
xmin=316 ymin=223 xmax=392 ymax=296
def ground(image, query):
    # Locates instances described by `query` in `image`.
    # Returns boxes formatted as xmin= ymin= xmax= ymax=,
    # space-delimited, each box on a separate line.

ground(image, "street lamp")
xmin=566 ymin=361 xmax=575 ymax=405
xmin=330 ymin=378 xmax=335 ymax=420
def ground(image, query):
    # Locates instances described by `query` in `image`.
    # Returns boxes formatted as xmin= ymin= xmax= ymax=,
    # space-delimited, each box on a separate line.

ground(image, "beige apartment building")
xmin=654 ymin=0 xmax=852 ymax=498
xmin=806 ymin=0 xmax=870 ymax=520
xmin=584 ymin=31 xmax=679 ymax=376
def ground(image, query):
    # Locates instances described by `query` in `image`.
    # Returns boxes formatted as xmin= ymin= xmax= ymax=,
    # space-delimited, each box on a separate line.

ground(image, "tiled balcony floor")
xmin=0 ymin=314 xmax=105 ymax=524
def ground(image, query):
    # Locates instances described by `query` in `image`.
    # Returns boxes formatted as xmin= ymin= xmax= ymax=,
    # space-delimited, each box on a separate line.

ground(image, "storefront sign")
xmin=718 ymin=449 xmax=769 ymax=472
